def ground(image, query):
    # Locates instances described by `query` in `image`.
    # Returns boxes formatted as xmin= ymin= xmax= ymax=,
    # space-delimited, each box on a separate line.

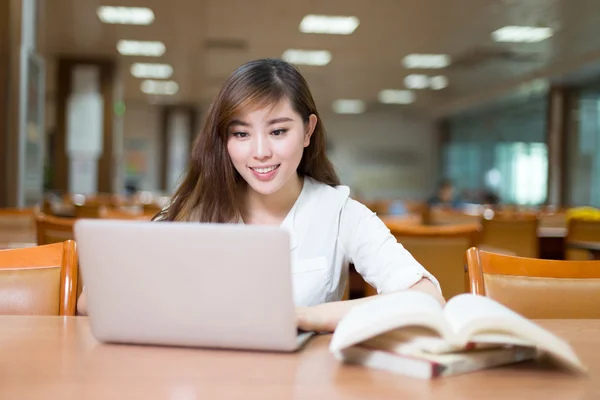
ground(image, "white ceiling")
xmin=40 ymin=0 xmax=600 ymax=117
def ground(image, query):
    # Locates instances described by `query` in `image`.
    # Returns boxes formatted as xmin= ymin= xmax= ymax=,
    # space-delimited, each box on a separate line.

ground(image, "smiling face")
xmin=226 ymin=97 xmax=317 ymax=197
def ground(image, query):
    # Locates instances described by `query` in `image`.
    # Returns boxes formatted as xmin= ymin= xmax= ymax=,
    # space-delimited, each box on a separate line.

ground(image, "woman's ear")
xmin=304 ymin=114 xmax=317 ymax=147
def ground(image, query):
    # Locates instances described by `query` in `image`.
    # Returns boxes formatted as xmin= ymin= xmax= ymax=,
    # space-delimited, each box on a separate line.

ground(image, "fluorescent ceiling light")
xmin=403 ymin=54 xmax=451 ymax=69
xmin=300 ymin=15 xmax=359 ymax=35
xmin=117 ymin=40 xmax=166 ymax=56
xmin=492 ymin=26 xmax=553 ymax=43
xmin=282 ymin=49 xmax=331 ymax=66
xmin=378 ymin=90 xmax=415 ymax=104
xmin=131 ymin=63 xmax=173 ymax=79
xmin=141 ymin=80 xmax=179 ymax=95
xmin=404 ymin=74 xmax=430 ymax=89
xmin=97 ymin=6 xmax=154 ymax=25
xmin=332 ymin=99 xmax=365 ymax=114
xmin=429 ymin=75 xmax=448 ymax=90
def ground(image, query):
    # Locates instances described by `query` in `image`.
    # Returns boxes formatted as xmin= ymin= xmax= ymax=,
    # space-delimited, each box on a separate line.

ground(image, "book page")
xmin=443 ymin=294 xmax=586 ymax=372
xmin=443 ymin=294 xmax=534 ymax=344
xmin=358 ymin=335 xmax=536 ymax=377
xmin=330 ymin=291 xmax=447 ymax=352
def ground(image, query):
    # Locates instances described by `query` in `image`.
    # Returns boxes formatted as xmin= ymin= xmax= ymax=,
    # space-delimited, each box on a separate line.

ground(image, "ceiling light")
xmin=282 ymin=49 xmax=331 ymax=66
xmin=332 ymin=99 xmax=365 ymax=114
xmin=117 ymin=40 xmax=166 ymax=56
xmin=131 ymin=63 xmax=173 ymax=79
xmin=404 ymin=74 xmax=430 ymax=89
xmin=429 ymin=75 xmax=448 ymax=90
xmin=492 ymin=26 xmax=553 ymax=43
xmin=403 ymin=54 xmax=451 ymax=69
xmin=140 ymin=80 xmax=179 ymax=95
xmin=299 ymin=15 xmax=360 ymax=35
xmin=97 ymin=6 xmax=154 ymax=25
xmin=378 ymin=90 xmax=415 ymax=104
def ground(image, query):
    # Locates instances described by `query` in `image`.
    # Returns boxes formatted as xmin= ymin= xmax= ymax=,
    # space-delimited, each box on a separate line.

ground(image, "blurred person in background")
xmin=427 ymin=178 xmax=464 ymax=210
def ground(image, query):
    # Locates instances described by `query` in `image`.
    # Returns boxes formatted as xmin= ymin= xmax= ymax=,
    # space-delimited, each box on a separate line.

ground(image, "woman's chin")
xmin=247 ymin=180 xmax=282 ymax=196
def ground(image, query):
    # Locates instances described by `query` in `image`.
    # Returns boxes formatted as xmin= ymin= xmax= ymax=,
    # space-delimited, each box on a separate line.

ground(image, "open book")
xmin=330 ymin=291 xmax=586 ymax=379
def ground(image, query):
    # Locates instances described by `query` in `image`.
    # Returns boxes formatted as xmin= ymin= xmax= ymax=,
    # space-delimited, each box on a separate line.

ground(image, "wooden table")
xmin=567 ymin=241 xmax=600 ymax=260
xmin=0 ymin=317 xmax=598 ymax=399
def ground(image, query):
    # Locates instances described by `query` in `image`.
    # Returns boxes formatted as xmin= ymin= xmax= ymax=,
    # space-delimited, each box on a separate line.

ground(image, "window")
xmin=495 ymin=142 xmax=548 ymax=205
xmin=443 ymin=96 xmax=548 ymax=205
xmin=567 ymin=93 xmax=600 ymax=207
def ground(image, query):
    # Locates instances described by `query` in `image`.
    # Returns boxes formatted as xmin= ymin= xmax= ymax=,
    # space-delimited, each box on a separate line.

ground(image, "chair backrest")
xmin=466 ymin=247 xmax=600 ymax=318
xmin=430 ymin=209 xmax=480 ymax=226
xmin=566 ymin=219 xmax=600 ymax=260
xmin=35 ymin=213 xmax=76 ymax=245
xmin=74 ymin=204 xmax=103 ymax=218
xmin=366 ymin=224 xmax=480 ymax=299
xmin=380 ymin=214 xmax=422 ymax=231
xmin=479 ymin=213 xmax=539 ymax=258
xmin=362 ymin=199 xmax=392 ymax=216
xmin=100 ymin=207 xmax=151 ymax=220
xmin=143 ymin=203 xmax=163 ymax=215
xmin=539 ymin=211 xmax=567 ymax=229
xmin=0 ymin=240 xmax=78 ymax=315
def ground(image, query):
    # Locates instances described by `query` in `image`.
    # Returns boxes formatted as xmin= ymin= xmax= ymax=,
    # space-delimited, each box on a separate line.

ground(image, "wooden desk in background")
xmin=567 ymin=241 xmax=600 ymax=260
xmin=0 ymin=317 xmax=598 ymax=399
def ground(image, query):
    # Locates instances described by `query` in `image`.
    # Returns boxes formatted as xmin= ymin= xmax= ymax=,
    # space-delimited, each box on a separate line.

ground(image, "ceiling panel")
xmin=41 ymin=0 xmax=600 ymax=116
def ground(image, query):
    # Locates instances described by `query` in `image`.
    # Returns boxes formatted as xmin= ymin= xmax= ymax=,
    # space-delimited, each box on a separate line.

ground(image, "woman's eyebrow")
xmin=267 ymin=117 xmax=293 ymax=125
xmin=228 ymin=119 xmax=251 ymax=128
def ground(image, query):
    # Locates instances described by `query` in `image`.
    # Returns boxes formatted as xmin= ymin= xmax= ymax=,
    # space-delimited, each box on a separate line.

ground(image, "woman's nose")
xmin=252 ymin=134 xmax=272 ymax=160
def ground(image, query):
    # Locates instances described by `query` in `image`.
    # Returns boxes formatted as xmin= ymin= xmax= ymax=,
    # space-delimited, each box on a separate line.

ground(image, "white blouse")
xmin=279 ymin=177 xmax=440 ymax=307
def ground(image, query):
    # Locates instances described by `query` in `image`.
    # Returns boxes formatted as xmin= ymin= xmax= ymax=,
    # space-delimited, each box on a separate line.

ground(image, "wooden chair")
xmin=566 ymin=219 xmax=600 ymax=261
xmin=35 ymin=213 xmax=76 ymax=245
xmin=74 ymin=203 xmax=103 ymax=218
xmin=539 ymin=210 xmax=567 ymax=229
xmin=466 ymin=247 xmax=600 ymax=318
xmin=0 ymin=240 xmax=78 ymax=315
xmin=479 ymin=212 xmax=539 ymax=258
xmin=380 ymin=214 xmax=422 ymax=230
xmin=365 ymin=224 xmax=480 ymax=300
xmin=100 ymin=207 xmax=152 ymax=220
xmin=430 ymin=209 xmax=480 ymax=226
xmin=143 ymin=203 xmax=163 ymax=216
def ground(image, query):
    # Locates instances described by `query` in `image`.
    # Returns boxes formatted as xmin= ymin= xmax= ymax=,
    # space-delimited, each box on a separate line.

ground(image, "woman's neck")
xmin=242 ymin=175 xmax=304 ymax=225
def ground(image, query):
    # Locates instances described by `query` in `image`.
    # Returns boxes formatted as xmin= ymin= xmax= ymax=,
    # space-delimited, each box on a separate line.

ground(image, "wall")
xmin=43 ymin=96 xmax=439 ymax=199
xmin=118 ymin=108 xmax=439 ymax=199
xmin=324 ymin=110 xmax=438 ymax=201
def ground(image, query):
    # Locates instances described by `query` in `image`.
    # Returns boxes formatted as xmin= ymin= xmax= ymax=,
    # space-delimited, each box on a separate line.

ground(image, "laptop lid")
xmin=74 ymin=219 xmax=300 ymax=351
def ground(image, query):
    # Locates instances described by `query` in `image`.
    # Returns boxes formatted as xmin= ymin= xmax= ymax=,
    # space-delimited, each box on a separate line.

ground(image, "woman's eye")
xmin=272 ymin=129 xmax=288 ymax=136
xmin=232 ymin=132 xmax=248 ymax=138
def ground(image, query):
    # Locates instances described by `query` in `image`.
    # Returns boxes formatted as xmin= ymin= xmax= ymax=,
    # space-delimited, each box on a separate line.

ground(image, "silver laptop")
xmin=74 ymin=219 xmax=314 ymax=352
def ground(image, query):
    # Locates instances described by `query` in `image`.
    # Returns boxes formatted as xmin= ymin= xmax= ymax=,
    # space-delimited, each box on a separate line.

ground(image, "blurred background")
xmin=2 ymin=0 xmax=600 ymax=300
xmin=2 ymin=0 xmax=600 ymax=212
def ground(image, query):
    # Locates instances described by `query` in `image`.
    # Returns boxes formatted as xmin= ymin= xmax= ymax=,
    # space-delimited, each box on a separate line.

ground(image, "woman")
xmin=78 ymin=59 xmax=444 ymax=330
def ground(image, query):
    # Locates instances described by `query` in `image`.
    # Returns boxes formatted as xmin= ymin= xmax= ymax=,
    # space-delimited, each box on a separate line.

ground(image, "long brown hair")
xmin=155 ymin=58 xmax=340 ymax=223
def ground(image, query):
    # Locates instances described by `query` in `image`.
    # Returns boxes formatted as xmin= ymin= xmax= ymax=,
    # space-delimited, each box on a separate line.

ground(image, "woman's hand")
xmin=408 ymin=278 xmax=446 ymax=306
xmin=296 ymin=305 xmax=338 ymax=333
xmin=296 ymin=278 xmax=445 ymax=333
